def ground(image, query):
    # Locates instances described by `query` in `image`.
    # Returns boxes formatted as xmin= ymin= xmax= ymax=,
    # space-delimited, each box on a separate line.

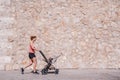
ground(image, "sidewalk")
xmin=0 ymin=69 xmax=120 ymax=80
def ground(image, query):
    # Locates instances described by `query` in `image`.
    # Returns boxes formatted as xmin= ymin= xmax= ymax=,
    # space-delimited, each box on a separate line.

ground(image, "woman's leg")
xmin=24 ymin=59 xmax=33 ymax=69
xmin=21 ymin=59 xmax=33 ymax=74
xmin=32 ymin=57 xmax=37 ymax=72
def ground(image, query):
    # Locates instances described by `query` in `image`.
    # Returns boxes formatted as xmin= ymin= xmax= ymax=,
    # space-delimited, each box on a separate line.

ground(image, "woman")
xmin=21 ymin=36 xmax=39 ymax=74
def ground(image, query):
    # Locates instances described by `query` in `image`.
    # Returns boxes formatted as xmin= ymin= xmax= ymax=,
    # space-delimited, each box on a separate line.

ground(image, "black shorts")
xmin=29 ymin=53 xmax=36 ymax=59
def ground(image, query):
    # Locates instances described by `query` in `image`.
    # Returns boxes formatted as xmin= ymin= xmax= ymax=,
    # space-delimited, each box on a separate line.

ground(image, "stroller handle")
xmin=39 ymin=50 xmax=49 ymax=63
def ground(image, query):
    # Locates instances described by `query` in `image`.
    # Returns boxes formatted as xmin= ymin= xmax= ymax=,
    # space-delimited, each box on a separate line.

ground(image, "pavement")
xmin=0 ymin=69 xmax=120 ymax=80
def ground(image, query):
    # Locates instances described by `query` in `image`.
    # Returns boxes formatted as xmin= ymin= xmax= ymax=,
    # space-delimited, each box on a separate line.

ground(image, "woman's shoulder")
xmin=30 ymin=41 xmax=34 ymax=45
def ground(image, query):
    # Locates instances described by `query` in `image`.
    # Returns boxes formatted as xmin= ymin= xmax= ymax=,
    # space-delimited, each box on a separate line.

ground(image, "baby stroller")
xmin=39 ymin=51 xmax=62 ymax=75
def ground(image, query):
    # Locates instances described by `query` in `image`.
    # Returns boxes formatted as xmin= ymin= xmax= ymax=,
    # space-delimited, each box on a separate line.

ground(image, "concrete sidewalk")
xmin=0 ymin=69 xmax=120 ymax=80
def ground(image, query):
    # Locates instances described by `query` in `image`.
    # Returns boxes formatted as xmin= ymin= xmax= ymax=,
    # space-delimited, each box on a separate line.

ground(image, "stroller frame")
xmin=39 ymin=51 xmax=59 ymax=75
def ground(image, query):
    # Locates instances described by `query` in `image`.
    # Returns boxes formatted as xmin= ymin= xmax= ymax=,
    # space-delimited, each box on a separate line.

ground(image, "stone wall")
xmin=0 ymin=0 xmax=120 ymax=70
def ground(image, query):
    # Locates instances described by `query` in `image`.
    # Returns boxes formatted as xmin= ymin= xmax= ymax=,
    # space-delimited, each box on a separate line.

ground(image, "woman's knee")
xmin=30 ymin=59 xmax=33 ymax=64
xmin=33 ymin=58 xmax=37 ymax=63
xmin=30 ymin=62 xmax=33 ymax=65
xmin=29 ymin=61 xmax=33 ymax=65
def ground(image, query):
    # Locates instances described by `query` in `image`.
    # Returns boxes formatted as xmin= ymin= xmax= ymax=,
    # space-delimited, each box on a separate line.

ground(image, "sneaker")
xmin=21 ymin=68 xmax=24 ymax=74
xmin=31 ymin=70 xmax=34 ymax=73
xmin=33 ymin=71 xmax=39 ymax=74
xmin=31 ymin=70 xmax=38 ymax=73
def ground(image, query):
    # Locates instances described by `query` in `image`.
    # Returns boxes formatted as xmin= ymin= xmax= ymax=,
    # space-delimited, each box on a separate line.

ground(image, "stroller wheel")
xmin=55 ymin=69 xmax=59 ymax=74
xmin=41 ymin=69 xmax=48 ymax=75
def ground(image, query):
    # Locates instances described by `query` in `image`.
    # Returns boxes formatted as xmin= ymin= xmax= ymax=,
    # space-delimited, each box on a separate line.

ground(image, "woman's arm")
xmin=31 ymin=42 xmax=39 ymax=51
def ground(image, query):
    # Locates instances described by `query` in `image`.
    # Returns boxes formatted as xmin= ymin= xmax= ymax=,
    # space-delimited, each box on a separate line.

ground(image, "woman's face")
xmin=33 ymin=38 xmax=37 ymax=42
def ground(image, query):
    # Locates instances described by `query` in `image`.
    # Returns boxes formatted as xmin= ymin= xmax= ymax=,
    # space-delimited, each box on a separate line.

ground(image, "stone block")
xmin=0 ymin=17 xmax=15 ymax=26
xmin=0 ymin=56 xmax=11 ymax=64
xmin=5 ymin=64 xmax=12 ymax=71
xmin=0 ymin=64 xmax=5 ymax=70
xmin=0 ymin=0 xmax=11 ymax=5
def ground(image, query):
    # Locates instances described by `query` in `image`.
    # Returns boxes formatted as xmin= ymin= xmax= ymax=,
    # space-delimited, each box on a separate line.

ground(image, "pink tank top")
xmin=29 ymin=44 xmax=35 ymax=53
